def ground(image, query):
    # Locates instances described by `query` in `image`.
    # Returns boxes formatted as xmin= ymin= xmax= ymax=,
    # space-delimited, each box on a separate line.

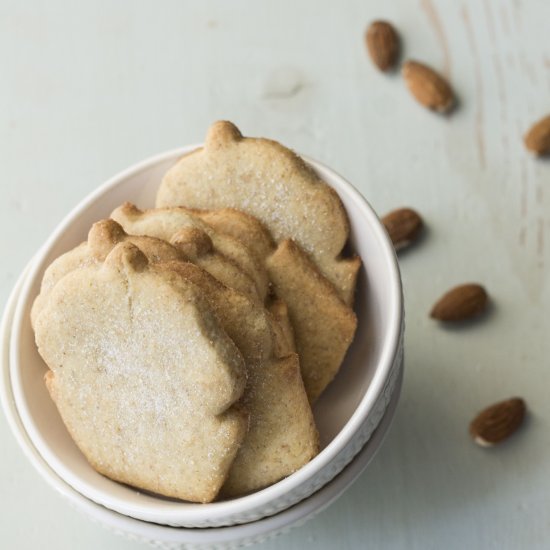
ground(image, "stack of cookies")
xmin=32 ymin=121 xmax=361 ymax=503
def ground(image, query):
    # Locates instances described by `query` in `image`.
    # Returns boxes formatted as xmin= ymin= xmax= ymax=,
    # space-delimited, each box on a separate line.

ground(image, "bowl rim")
xmin=9 ymin=145 xmax=403 ymax=523
xmin=1 ymin=267 xmax=403 ymax=544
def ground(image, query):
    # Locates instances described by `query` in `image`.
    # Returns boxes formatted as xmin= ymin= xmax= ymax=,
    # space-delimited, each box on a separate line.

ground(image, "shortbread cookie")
xmin=111 ymin=202 xmax=268 ymax=303
xmin=35 ymin=221 xmax=317 ymax=497
xmin=179 ymin=205 xmax=357 ymax=402
xmin=30 ymin=219 xmax=185 ymax=327
xmin=35 ymin=242 xmax=248 ymax=503
xmin=156 ymin=120 xmax=361 ymax=305
xmin=160 ymin=260 xmax=318 ymax=497
xmin=266 ymin=239 xmax=357 ymax=402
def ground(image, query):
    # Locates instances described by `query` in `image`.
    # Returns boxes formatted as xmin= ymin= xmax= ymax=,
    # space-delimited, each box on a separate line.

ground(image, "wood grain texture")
xmin=0 ymin=0 xmax=549 ymax=548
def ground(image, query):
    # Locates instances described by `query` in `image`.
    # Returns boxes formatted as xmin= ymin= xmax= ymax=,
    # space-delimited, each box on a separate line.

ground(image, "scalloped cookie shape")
xmin=34 ymin=242 xmax=248 ymax=503
xmin=156 ymin=121 xmax=360 ymax=306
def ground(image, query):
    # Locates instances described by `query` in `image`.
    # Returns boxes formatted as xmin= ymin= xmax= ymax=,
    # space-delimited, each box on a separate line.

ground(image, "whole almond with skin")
xmin=524 ymin=114 xmax=550 ymax=156
xmin=382 ymin=207 xmax=423 ymax=250
xmin=470 ymin=398 xmax=526 ymax=447
xmin=402 ymin=60 xmax=454 ymax=113
xmin=430 ymin=283 xmax=488 ymax=321
xmin=365 ymin=21 xmax=399 ymax=72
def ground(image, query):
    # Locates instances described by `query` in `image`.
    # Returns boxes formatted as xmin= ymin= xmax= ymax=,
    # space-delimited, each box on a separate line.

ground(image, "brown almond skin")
xmin=382 ymin=208 xmax=423 ymax=250
xmin=365 ymin=21 xmax=399 ymax=72
xmin=524 ymin=115 xmax=550 ymax=156
xmin=402 ymin=60 xmax=454 ymax=113
xmin=469 ymin=398 xmax=526 ymax=447
xmin=430 ymin=283 xmax=488 ymax=321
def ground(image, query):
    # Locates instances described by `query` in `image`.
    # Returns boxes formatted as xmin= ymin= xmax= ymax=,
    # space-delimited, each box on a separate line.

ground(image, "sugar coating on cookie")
xmin=158 ymin=260 xmax=319 ymax=497
xmin=34 ymin=242 xmax=248 ymax=503
xmin=156 ymin=120 xmax=360 ymax=305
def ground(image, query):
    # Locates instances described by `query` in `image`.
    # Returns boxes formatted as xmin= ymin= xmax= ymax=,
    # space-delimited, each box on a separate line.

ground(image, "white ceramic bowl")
xmin=8 ymin=146 xmax=404 ymax=528
xmin=1 ymin=270 xmax=402 ymax=548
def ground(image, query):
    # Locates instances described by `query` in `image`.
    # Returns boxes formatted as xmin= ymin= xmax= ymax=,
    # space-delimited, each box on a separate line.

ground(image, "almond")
xmin=365 ymin=21 xmax=399 ymax=72
xmin=524 ymin=114 xmax=550 ymax=156
xmin=402 ymin=60 xmax=454 ymax=113
xmin=469 ymin=398 xmax=526 ymax=447
xmin=382 ymin=207 xmax=424 ymax=250
xmin=430 ymin=283 xmax=488 ymax=321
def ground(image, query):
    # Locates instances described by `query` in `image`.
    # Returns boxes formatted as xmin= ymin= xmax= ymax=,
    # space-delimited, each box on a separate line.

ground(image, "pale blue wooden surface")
xmin=1 ymin=1 xmax=549 ymax=548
